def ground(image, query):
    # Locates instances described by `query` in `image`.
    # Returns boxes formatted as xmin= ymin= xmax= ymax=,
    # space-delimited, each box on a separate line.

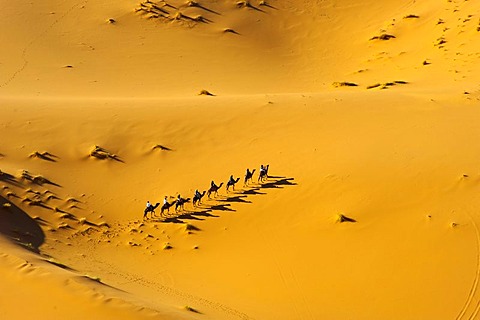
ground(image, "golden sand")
xmin=1 ymin=0 xmax=480 ymax=319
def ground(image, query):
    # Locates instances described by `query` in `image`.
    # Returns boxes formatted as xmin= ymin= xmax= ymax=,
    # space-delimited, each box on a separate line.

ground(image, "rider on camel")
xmin=195 ymin=189 xmax=202 ymax=198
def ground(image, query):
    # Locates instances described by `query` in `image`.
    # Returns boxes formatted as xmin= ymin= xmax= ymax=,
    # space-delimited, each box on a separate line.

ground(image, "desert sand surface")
xmin=2 ymin=0 xmax=480 ymax=319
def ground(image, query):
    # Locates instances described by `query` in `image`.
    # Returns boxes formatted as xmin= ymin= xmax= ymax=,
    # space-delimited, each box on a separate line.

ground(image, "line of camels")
xmin=143 ymin=165 xmax=269 ymax=219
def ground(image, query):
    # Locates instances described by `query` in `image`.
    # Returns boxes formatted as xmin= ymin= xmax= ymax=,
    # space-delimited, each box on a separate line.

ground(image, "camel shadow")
xmin=260 ymin=178 xmax=296 ymax=189
xmin=166 ymin=212 xmax=203 ymax=222
xmin=219 ymin=195 xmax=252 ymax=204
xmin=0 ymin=195 xmax=45 ymax=253
xmin=266 ymin=175 xmax=286 ymax=179
xmin=208 ymin=203 xmax=236 ymax=212
xmin=163 ymin=209 xmax=219 ymax=223
xmin=242 ymin=188 xmax=266 ymax=196
xmin=163 ymin=216 xmax=199 ymax=223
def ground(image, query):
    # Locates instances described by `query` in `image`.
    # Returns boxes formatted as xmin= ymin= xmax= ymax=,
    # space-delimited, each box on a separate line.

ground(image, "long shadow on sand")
xmin=241 ymin=188 xmax=266 ymax=196
xmin=260 ymin=177 xmax=297 ymax=189
xmin=0 ymin=170 xmax=23 ymax=188
xmin=0 ymin=195 xmax=45 ymax=253
xmin=208 ymin=203 xmax=236 ymax=212
xmin=146 ymin=174 xmax=295 ymax=225
xmin=21 ymin=170 xmax=62 ymax=188
xmin=218 ymin=195 xmax=252 ymax=204
xmin=161 ymin=209 xmax=219 ymax=224
xmin=30 ymin=151 xmax=58 ymax=162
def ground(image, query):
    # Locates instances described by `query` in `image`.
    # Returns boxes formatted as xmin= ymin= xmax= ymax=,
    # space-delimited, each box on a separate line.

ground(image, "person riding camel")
xmin=195 ymin=189 xmax=202 ymax=198
xmin=211 ymin=180 xmax=218 ymax=189
xmin=227 ymin=175 xmax=237 ymax=191
xmin=146 ymin=200 xmax=152 ymax=210
xmin=163 ymin=196 xmax=169 ymax=206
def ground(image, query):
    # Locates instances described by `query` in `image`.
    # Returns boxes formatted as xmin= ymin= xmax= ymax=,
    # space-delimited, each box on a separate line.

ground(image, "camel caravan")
xmin=143 ymin=164 xmax=269 ymax=219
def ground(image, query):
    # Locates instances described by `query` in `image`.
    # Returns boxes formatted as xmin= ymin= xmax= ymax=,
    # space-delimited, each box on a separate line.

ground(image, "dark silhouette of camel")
xmin=258 ymin=164 xmax=269 ymax=182
xmin=193 ymin=191 xmax=206 ymax=206
xmin=175 ymin=197 xmax=191 ymax=212
xmin=226 ymin=177 xmax=240 ymax=191
xmin=244 ymin=169 xmax=255 ymax=186
xmin=161 ymin=201 xmax=177 ymax=215
xmin=143 ymin=202 xmax=160 ymax=219
xmin=207 ymin=182 xmax=223 ymax=198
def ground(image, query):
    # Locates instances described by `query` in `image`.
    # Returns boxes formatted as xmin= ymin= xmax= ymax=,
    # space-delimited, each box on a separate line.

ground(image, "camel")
xmin=175 ymin=197 xmax=191 ymax=212
xmin=258 ymin=164 xmax=269 ymax=183
xmin=244 ymin=169 xmax=256 ymax=186
xmin=207 ymin=182 xmax=223 ymax=198
xmin=226 ymin=177 xmax=240 ymax=192
xmin=161 ymin=200 xmax=177 ymax=215
xmin=143 ymin=202 xmax=160 ymax=219
xmin=193 ymin=191 xmax=206 ymax=206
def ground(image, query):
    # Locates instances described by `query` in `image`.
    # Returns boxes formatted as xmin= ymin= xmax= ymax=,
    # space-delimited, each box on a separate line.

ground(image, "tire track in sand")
xmin=456 ymin=209 xmax=480 ymax=320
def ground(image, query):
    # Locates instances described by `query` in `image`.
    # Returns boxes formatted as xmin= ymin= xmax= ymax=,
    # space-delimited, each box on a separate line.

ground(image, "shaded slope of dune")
xmin=0 ymin=195 xmax=45 ymax=252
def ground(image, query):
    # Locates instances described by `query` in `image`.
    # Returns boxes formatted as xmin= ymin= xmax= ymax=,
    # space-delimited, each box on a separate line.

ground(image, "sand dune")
xmin=2 ymin=0 xmax=480 ymax=319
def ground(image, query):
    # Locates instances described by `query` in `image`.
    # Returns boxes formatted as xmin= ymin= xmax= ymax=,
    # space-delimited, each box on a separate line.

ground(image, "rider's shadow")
xmin=260 ymin=178 xmax=296 ymax=189
xmin=209 ymin=203 xmax=236 ymax=212
xmin=163 ymin=209 xmax=219 ymax=223
xmin=219 ymin=195 xmax=252 ymax=204
xmin=164 ymin=214 xmax=203 ymax=222
xmin=242 ymin=188 xmax=266 ymax=196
